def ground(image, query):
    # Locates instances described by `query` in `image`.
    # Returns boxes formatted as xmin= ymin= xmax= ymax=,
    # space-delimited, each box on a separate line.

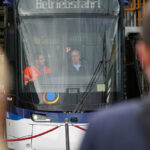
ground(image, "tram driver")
xmin=68 ymin=49 xmax=90 ymax=76
xmin=24 ymin=54 xmax=51 ymax=85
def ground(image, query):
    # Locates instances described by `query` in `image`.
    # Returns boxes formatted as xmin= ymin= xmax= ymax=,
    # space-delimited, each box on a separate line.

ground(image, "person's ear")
xmin=136 ymin=41 xmax=150 ymax=69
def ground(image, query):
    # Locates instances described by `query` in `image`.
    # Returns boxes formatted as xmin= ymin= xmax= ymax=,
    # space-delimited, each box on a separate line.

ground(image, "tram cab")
xmin=5 ymin=0 xmax=124 ymax=149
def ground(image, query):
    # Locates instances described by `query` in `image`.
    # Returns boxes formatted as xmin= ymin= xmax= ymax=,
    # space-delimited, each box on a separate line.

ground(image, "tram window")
xmin=17 ymin=15 xmax=120 ymax=108
xmin=20 ymin=19 xmax=115 ymax=87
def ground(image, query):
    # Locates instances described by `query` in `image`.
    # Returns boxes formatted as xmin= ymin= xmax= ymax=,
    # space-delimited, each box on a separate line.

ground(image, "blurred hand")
xmin=65 ymin=46 xmax=72 ymax=53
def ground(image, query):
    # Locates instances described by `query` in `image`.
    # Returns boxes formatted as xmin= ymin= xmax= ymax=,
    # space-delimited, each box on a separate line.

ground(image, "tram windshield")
xmin=17 ymin=0 xmax=121 ymax=111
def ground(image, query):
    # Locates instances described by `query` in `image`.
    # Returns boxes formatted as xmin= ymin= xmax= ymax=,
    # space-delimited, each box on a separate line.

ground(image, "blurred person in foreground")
xmin=80 ymin=2 xmax=150 ymax=150
xmin=0 ymin=45 xmax=9 ymax=150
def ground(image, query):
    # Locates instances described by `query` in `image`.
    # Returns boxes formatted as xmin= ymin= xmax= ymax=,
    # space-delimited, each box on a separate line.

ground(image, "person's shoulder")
xmin=24 ymin=66 xmax=30 ymax=69
xmin=45 ymin=66 xmax=50 ymax=69
xmin=81 ymin=58 xmax=88 ymax=64
xmin=80 ymin=100 xmax=149 ymax=150
xmin=89 ymin=99 xmax=142 ymax=129
xmin=100 ymin=99 xmax=141 ymax=114
xmin=44 ymin=66 xmax=51 ymax=72
xmin=24 ymin=66 xmax=30 ymax=71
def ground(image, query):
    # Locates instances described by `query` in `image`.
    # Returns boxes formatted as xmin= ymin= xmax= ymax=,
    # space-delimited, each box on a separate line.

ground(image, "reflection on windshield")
xmin=19 ymin=17 xmax=119 ymax=108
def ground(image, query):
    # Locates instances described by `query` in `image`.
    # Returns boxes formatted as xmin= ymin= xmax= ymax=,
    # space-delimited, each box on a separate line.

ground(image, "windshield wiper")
xmin=73 ymin=32 xmax=107 ymax=113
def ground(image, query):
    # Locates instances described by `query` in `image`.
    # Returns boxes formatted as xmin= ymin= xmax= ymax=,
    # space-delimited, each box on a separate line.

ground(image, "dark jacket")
xmin=80 ymin=100 xmax=150 ymax=150
xmin=68 ymin=59 xmax=90 ymax=76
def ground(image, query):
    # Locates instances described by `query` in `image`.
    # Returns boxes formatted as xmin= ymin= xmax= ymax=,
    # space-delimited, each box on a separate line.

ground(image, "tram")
xmin=4 ymin=0 xmax=125 ymax=149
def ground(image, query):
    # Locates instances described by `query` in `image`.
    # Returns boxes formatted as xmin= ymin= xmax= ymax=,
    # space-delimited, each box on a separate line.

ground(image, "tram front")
xmin=6 ymin=0 xmax=124 ymax=150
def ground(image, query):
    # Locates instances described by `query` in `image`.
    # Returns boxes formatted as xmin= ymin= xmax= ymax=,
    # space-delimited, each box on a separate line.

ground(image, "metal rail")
xmin=124 ymin=0 xmax=147 ymax=26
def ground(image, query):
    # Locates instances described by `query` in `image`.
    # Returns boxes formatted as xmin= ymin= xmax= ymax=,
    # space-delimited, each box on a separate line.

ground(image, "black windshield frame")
xmin=6 ymin=0 xmax=125 ymax=112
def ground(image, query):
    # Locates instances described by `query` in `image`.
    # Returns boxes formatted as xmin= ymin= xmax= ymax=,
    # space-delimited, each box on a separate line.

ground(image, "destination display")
xmin=18 ymin=0 xmax=120 ymax=15
xmin=36 ymin=0 xmax=101 ymax=9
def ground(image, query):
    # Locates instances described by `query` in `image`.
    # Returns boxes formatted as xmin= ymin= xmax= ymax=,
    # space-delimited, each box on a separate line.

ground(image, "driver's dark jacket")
xmin=24 ymin=66 xmax=51 ymax=83
xmin=68 ymin=60 xmax=90 ymax=76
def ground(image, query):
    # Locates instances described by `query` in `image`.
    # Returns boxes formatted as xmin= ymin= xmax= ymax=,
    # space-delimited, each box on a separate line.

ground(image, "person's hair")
xmin=142 ymin=2 xmax=150 ymax=45
xmin=34 ymin=53 xmax=44 ymax=60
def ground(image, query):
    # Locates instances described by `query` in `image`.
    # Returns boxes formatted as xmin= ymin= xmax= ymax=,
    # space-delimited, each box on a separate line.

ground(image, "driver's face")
xmin=38 ymin=55 xmax=45 ymax=66
xmin=71 ymin=51 xmax=80 ymax=65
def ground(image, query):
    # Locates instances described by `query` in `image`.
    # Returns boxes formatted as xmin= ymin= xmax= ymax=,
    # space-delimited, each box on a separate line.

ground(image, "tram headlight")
xmin=31 ymin=113 xmax=51 ymax=122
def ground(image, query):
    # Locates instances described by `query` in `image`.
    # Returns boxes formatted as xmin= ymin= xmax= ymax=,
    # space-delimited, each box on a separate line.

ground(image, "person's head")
xmin=71 ymin=50 xmax=80 ymax=65
xmin=35 ymin=54 xmax=45 ymax=67
xmin=136 ymin=2 xmax=150 ymax=83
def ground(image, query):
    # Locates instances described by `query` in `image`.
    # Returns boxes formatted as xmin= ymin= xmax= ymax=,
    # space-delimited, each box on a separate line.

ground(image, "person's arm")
xmin=45 ymin=66 xmax=51 ymax=74
xmin=82 ymin=59 xmax=91 ymax=75
xmin=24 ymin=67 xmax=31 ymax=85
